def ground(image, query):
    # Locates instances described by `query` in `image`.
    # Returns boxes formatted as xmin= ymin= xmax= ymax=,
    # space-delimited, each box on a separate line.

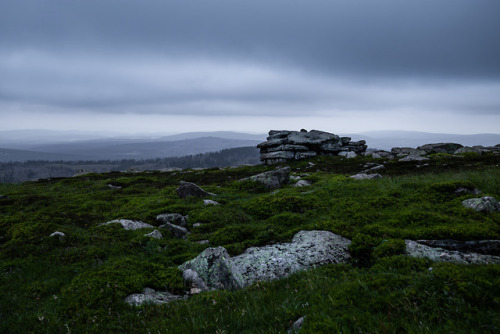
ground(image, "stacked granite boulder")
xmin=258 ymin=129 xmax=367 ymax=165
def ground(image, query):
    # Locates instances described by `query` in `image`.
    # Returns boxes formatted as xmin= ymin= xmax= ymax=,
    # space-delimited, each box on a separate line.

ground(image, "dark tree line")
xmin=0 ymin=146 xmax=260 ymax=183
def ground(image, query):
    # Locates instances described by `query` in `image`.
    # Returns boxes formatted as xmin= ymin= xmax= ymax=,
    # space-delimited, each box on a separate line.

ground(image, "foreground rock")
xmin=179 ymin=230 xmax=351 ymax=291
xmin=179 ymin=247 xmax=245 ymax=291
xmin=156 ymin=213 xmax=188 ymax=227
xmin=462 ymin=196 xmax=500 ymax=213
xmin=125 ymin=287 xmax=184 ymax=306
xmin=405 ymin=240 xmax=500 ymax=264
xmin=258 ymin=130 xmax=367 ymax=165
xmin=177 ymin=181 xmax=214 ymax=199
xmin=240 ymin=166 xmax=291 ymax=190
xmin=102 ymin=219 xmax=154 ymax=230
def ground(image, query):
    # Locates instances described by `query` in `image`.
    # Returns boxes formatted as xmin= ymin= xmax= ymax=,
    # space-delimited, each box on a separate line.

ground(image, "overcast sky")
xmin=1 ymin=0 xmax=500 ymax=135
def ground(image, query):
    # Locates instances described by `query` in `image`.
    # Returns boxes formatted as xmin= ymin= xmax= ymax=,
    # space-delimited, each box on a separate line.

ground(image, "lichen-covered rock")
xmin=294 ymin=179 xmax=312 ymax=187
xmin=288 ymin=316 xmax=306 ymax=333
xmin=160 ymin=222 xmax=190 ymax=239
xmin=350 ymin=173 xmax=382 ymax=180
xmin=240 ymin=166 xmax=290 ymax=190
xmin=144 ymin=229 xmax=163 ymax=239
xmin=232 ymin=231 xmax=351 ymax=287
xmin=178 ymin=247 xmax=245 ymax=291
xmin=462 ymin=196 xmax=500 ymax=213
xmin=405 ymin=240 xmax=500 ymax=264
xmin=176 ymin=181 xmax=214 ymax=199
xmin=102 ymin=219 xmax=154 ymax=230
xmin=125 ymin=287 xmax=184 ymax=306
xmin=156 ymin=213 xmax=188 ymax=227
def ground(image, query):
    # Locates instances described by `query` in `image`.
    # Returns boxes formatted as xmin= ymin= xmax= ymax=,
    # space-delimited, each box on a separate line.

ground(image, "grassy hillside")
xmin=1 ymin=152 xmax=499 ymax=333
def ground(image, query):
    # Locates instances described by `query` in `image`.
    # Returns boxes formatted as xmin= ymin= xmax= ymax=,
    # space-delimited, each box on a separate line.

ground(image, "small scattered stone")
xmin=203 ymin=199 xmax=220 ymax=206
xmin=177 ymin=181 xmax=214 ymax=199
xmin=294 ymin=180 xmax=312 ymax=187
xmin=125 ymin=287 xmax=184 ymax=306
xmin=156 ymin=213 xmax=188 ymax=227
xmin=239 ymin=167 xmax=290 ymax=190
xmin=339 ymin=151 xmax=357 ymax=158
xmin=193 ymin=223 xmax=203 ymax=228
xmin=288 ymin=316 xmax=306 ymax=333
xmin=350 ymin=173 xmax=382 ymax=180
xmin=160 ymin=222 xmax=190 ymax=239
xmin=102 ymin=219 xmax=154 ymax=230
xmin=145 ymin=229 xmax=163 ymax=239
xmin=196 ymin=240 xmax=210 ymax=245
xmin=107 ymin=184 xmax=122 ymax=189
xmin=49 ymin=231 xmax=66 ymax=240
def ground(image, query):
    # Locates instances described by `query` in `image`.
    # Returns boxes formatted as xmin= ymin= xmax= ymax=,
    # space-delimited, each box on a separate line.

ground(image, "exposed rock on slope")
xmin=239 ymin=166 xmax=291 ymax=189
xmin=179 ymin=230 xmax=351 ymax=291
xmin=405 ymin=240 xmax=500 ymax=264
xmin=177 ymin=181 xmax=214 ymax=199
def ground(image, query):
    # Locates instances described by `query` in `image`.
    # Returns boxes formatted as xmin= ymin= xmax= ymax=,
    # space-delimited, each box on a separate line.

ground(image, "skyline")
xmin=1 ymin=1 xmax=500 ymax=135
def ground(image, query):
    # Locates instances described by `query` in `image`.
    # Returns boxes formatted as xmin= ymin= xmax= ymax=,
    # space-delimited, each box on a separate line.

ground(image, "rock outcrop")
xmin=416 ymin=240 xmax=500 ymax=256
xmin=144 ymin=229 xmax=163 ymax=239
xmin=179 ymin=230 xmax=351 ymax=291
xmin=258 ymin=130 xmax=367 ymax=165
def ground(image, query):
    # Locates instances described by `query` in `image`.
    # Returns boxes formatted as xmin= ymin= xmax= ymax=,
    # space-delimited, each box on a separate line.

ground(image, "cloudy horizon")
xmin=1 ymin=0 xmax=500 ymax=135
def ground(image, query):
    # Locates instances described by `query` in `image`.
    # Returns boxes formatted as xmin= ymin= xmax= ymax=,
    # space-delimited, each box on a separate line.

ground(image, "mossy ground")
xmin=0 ymin=153 xmax=499 ymax=333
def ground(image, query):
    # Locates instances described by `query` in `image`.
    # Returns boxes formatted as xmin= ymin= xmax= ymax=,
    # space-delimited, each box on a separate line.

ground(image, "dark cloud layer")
xmin=1 ymin=1 xmax=499 ymax=133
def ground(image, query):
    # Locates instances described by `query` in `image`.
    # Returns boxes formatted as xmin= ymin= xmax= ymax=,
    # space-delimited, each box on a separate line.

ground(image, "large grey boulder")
xmin=417 ymin=143 xmax=463 ymax=154
xmin=179 ymin=230 xmax=351 ymax=291
xmin=178 ymin=247 xmax=245 ymax=291
xmin=102 ymin=219 xmax=154 ymax=230
xmin=125 ymin=287 xmax=184 ymax=306
xmin=160 ymin=222 xmax=189 ymax=239
xmin=156 ymin=213 xmax=188 ymax=227
xmin=287 ymin=130 xmax=340 ymax=146
xmin=232 ymin=230 xmax=351 ymax=287
xmin=240 ymin=166 xmax=290 ymax=190
xmin=462 ymin=196 xmax=500 ymax=213
xmin=405 ymin=240 xmax=500 ymax=264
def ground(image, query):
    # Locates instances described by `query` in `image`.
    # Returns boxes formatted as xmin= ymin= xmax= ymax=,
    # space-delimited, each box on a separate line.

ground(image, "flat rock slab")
xmin=350 ymin=173 xmax=382 ymax=180
xmin=179 ymin=230 xmax=351 ymax=291
xmin=405 ymin=240 xmax=500 ymax=264
xmin=102 ymin=219 xmax=154 ymax=230
xmin=160 ymin=222 xmax=189 ymax=239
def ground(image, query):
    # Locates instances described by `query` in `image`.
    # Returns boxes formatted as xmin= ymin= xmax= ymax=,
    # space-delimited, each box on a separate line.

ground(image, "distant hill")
xmin=0 ymin=148 xmax=79 ymax=163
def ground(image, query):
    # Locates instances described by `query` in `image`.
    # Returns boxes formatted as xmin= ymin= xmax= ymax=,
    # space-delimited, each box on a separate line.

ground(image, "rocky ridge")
xmin=258 ymin=129 xmax=367 ymax=165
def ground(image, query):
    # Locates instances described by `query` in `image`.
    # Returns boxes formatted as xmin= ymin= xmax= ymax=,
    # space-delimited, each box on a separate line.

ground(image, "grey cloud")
xmin=1 ymin=1 xmax=499 ymax=79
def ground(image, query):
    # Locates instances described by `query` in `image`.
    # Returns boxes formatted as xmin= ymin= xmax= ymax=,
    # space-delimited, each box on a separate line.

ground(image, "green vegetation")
xmin=1 ymin=153 xmax=499 ymax=333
